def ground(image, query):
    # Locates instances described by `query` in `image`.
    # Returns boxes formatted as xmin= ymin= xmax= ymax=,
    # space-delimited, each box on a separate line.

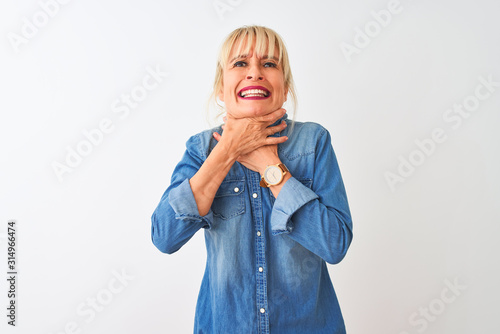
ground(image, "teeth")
xmin=240 ymin=89 xmax=269 ymax=97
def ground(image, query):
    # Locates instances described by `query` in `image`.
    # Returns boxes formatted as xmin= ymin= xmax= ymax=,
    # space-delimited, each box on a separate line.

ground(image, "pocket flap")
xmin=215 ymin=180 xmax=245 ymax=197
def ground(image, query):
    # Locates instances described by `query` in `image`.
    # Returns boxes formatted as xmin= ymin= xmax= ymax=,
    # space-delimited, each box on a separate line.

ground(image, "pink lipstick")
xmin=238 ymin=86 xmax=271 ymax=100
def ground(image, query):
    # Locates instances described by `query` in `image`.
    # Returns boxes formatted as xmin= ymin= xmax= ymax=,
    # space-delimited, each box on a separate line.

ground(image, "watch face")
xmin=264 ymin=165 xmax=282 ymax=185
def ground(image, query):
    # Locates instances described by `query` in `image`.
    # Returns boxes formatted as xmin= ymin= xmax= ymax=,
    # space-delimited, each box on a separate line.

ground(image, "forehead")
xmin=228 ymin=36 xmax=279 ymax=60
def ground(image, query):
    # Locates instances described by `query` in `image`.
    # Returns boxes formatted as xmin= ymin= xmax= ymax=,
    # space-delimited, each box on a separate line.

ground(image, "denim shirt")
xmin=151 ymin=115 xmax=353 ymax=334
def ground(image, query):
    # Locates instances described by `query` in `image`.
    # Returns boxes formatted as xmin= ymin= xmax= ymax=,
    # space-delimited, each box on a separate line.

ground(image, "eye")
xmin=233 ymin=61 xmax=247 ymax=67
xmin=264 ymin=62 xmax=277 ymax=68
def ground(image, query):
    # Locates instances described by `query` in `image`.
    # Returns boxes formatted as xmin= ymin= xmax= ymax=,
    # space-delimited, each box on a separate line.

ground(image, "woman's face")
xmin=218 ymin=39 xmax=288 ymax=118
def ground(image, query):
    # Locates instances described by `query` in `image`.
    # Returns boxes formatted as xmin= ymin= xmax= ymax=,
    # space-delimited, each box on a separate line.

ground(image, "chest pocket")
xmin=212 ymin=180 xmax=246 ymax=220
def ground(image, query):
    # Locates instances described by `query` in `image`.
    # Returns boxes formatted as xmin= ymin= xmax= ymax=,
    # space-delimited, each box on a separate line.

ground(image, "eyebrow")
xmin=229 ymin=54 xmax=248 ymax=63
xmin=229 ymin=54 xmax=279 ymax=63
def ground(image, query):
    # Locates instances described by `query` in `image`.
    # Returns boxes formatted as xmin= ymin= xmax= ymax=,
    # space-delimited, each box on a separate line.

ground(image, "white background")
xmin=1 ymin=0 xmax=499 ymax=333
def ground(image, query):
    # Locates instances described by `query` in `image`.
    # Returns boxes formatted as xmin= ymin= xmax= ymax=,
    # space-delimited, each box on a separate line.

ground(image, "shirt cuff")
xmin=270 ymin=177 xmax=318 ymax=235
xmin=169 ymin=178 xmax=213 ymax=229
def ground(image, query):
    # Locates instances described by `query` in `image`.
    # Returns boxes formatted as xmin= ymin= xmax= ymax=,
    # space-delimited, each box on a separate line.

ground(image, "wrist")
xmin=271 ymin=172 xmax=291 ymax=188
xmin=216 ymin=139 xmax=240 ymax=163
xmin=260 ymin=163 xmax=290 ymax=188
xmin=258 ymin=158 xmax=282 ymax=176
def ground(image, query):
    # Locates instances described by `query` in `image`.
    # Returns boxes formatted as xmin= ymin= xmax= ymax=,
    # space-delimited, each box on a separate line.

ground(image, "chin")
xmin=226 ymin=108 xmax=266 ymax=119
xmin=247 ymin=109 xmax=270 ymax=117
xmin=243 ymin=105 xmax=280 ymax=117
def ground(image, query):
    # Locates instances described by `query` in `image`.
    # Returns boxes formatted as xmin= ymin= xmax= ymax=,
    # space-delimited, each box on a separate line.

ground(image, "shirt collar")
xmin=270 ymin=112 xmax=288 ymax=127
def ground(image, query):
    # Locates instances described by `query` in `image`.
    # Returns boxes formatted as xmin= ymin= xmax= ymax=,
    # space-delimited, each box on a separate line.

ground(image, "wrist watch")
xmin=260 ymin=163 xmax=289 ymax=187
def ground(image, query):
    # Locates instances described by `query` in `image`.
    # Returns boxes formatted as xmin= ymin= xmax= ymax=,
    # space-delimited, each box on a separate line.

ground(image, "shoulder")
xmin=279 ymin=120 xmax=331 ymax=160
xmin=285 ymin=120 xmax=330 ymax=145
xmin=287 ymin=120 xmax=329 ymax=139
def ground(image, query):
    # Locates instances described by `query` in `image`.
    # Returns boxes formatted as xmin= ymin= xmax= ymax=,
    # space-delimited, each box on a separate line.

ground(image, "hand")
xmin=212 ymin=108 xmax=288 ymax=173
xmin=236 ymin=141 xmax=281 ymax=173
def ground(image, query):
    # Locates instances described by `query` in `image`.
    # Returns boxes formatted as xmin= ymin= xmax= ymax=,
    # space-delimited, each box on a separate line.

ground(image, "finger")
xmin=264 ymin=135 xmax=288 ymax=145
xmin=264 ymin=120 xmax=287 ymax=136
xmin=212 ymin=132 xmax=221 ymax=142
xmin=258 ymin=108 xmax=286 ymax=123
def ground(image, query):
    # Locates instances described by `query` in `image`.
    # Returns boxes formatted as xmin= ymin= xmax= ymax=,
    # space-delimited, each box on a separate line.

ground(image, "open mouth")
xmin=238 ymin=86 xmax=271 ymax=99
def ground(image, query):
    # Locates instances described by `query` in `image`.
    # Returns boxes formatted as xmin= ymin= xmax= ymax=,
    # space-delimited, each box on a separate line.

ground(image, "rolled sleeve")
xmin=169 ymin=178 xmax=214 ymax=228
xmin=270 ymin=177 xmax=318 ymax=235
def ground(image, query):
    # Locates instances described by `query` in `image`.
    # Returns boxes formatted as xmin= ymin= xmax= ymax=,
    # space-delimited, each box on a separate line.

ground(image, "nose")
xmin=246 ymin=74 xmax=263 ymax=80
xmin=246 ymin=64 xmax=263 ymax=81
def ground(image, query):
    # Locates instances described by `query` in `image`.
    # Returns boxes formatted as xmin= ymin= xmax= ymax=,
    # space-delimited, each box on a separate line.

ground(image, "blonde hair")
xmin=207 ymin=25 xmax=297 ymax=124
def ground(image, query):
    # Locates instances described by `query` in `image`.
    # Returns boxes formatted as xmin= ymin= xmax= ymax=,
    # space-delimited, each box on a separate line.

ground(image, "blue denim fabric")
xmin=151 ymin=114 xmax=353 ymax=334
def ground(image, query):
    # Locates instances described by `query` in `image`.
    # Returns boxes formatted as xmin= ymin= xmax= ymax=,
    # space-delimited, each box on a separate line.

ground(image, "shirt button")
xmin=259 ymin=267 xmax=263 ymax=272
xmin=260 ymin=308 xmax=265 ymax=314
xmin=252 ymin=193 xmax=258 ymax=198
xmin=256 ymin=231 xmax=261 ymax=236
xmin=234 ymin=187 xmax=239 ymax=193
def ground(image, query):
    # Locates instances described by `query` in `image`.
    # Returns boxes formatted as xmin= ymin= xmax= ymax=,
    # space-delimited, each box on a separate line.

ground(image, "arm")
xmin=151 ymin=134 xmax=213 ymax=254
xmin=151 ymin=109 xmax=288 ymax=254
xmin=271 ymin=128 xmax=353 ymax=264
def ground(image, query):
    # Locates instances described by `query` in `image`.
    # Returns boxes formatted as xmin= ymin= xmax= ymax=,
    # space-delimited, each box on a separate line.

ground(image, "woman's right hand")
xmin=213 ymin=108 xmax=288 ymax=160
xmin=190 ymin=108 xmax=288 ymax=217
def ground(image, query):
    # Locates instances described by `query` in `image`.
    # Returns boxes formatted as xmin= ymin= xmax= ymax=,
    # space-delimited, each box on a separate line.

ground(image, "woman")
xmin=151 ymin=25 xmax=353 ymax=334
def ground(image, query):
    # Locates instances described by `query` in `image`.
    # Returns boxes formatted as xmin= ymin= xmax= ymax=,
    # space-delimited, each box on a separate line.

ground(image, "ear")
xmin=217 ymin=77 xmax=225 ymax=102
xmin=218 ymin=88 xmax=225 ymax=102
xmin=284 ymin=87 xmax=288 ymax=102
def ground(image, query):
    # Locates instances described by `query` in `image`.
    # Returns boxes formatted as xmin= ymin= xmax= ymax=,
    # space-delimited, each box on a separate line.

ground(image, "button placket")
xmin=245 ymin=170 xmax=269 ymax=333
